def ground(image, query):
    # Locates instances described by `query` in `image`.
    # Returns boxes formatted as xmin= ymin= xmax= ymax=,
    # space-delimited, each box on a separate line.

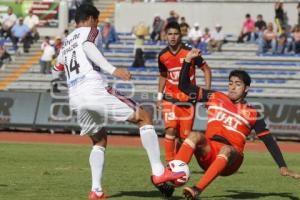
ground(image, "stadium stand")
xmin=2 ymin=35 xmax=300 ymax=98
xmin=0 ymin=0 xmax=299 ymax=99
xmin=0 ymin=0 xmax=299 ymax=138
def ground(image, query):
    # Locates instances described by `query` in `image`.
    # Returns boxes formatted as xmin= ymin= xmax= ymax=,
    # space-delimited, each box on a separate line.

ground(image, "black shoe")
xmin=183 ymin=186 xmax=201 ymax=200
xmin=151 ymin=176 xmax=175 ymax=198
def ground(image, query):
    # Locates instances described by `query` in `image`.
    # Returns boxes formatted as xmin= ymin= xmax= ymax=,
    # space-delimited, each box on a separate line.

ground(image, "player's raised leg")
xmin=128 ymin=107 xmax=185 ymax=182
xmin=127 ymin=107 xmax=185 ymax=197
xmin=175 ymin=131 xmax=206 ymax=164
xmin=183 ymin=145 xmax=239 ymax=200
xmin=101 ymin=86 xmax=184 ymax=197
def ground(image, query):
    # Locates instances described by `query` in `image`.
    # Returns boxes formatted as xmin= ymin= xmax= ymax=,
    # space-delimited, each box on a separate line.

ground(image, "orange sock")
xmin=164 ymin=137 xmax=175 ymax=162
xmin=174 ymin=140 xmax=195 ymax=164
xmin=196 ymin=155 xmax=228 ymax=191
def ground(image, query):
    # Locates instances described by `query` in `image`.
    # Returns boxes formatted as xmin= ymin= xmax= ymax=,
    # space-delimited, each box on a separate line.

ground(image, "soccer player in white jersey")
xmin=53 ymin=4 xmax=183 ymax=200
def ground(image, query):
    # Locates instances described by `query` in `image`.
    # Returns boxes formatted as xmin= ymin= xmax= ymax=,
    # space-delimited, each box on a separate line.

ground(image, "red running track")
xmin=1 ymin=131 xmax=300 ymax=153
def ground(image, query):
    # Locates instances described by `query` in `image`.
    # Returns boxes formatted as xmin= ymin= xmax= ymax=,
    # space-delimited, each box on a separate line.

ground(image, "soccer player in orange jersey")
xmin=157 ymin=22 xmax=211 ymax=163
xmin=174 ymin=48 xmax=300 ymax=200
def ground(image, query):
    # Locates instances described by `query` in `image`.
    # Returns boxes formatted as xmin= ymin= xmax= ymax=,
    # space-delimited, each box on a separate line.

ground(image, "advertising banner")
xmin=0 ymin=1 xmax=59 ymax=27
xmin=35 ymin=92 xmax=78 ymax=128
xmin=249 ymin=98 xmax=300 ymax=134
xmin=0 ymin=92 xmax=39 ymax=126
xmin=0 ymin=91 xmax=299 ymax=137
xmin=31 ymin=1 xmax=59 ymax=27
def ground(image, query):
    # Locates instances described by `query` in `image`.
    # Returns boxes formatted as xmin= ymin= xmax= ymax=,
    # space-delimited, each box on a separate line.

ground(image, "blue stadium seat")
xmin=236 ymin=61 xmax=300 ymax=66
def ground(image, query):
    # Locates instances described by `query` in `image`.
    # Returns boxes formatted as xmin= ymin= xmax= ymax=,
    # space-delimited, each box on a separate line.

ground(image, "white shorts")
xmin=70 ymin=86 xmax=136 ymax=136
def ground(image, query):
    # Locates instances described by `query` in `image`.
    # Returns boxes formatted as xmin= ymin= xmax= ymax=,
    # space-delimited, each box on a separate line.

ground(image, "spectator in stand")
xmin=276 ymin=32 xmax=287 ymax=54
xmin=132 ymin=48 xmax=145 ymax=68
xmin=67 ymin=0 xmax=82 ymax=23
xmin=179 ymin=16 xmax=189 ymax=37
xmin=132 ymin=21 xmax=149 ymax=50
xmin=258 ymin=22 xmax=277 ymax=54
xmin=51 ymin=36 xmax=65 ymax=93
xmin=54 ymin=36 xmax=63 ymax=56
xmin=197 ymin=27 xmax=211 ymax=53
xmin=292 ymin=25 xmax=300 ymax=54
xmin=201 ymin=28 xmax=211 ymax=42
xmin=0 ymin=7 xmax=17 ymax=39
xmin=188 ymin=22 xmax=202 ymax=47
xmin=100 ymin=18 xmax=118 ymax=49
xmin=11 ymin=17 xmax=31 ymax=53
xmin=237 ymin=14 xmax=255 ymax=43
xmin=24 ymin=9 xmax=40 ymax=42
xmin=0 ymin=45 xmax=11 ymax=69
xmin=41 ymin=36 xmax=50 ymax=50
xmin=166 ymin=10 xmax=179 ymax=24
xmin=282 ymin=25 xmax=293 ymax=53
xmin=275 ymin=0 xmax=285 ymax=35
xmin=254 ymin=14 xmax=266 ymax=41
xmin=208 ymin=24 xmax=225 ymax=52
xmin=150 ymin=15 xmax=165 ymax=42
xmin=40 ymin=36 xmax=55 ymax=74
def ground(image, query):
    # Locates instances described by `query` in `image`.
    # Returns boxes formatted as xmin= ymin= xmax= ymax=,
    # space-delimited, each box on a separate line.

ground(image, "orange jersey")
xmin=197 ymin=90 xmax=270 ymax=154
xmin=158 ymin=44 xmax=207 ymax=102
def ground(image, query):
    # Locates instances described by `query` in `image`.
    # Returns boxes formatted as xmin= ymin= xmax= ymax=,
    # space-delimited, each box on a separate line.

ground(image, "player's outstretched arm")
xmin=82 ymin=41 xmax=131 ymax=80
xmin=202 ymin=65 xmax=212 ymax=90
xmin=259 ymin=134 xmax=300 ymax=179
xmin=178 ymin=48 xmax=201 ymax=97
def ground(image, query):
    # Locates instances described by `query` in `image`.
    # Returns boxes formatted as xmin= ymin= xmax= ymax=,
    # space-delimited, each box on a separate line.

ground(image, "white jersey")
xmin=53 ymin=27 xmax=136 ymax=133
xmin=57 ymin=27 xmax=108 ymax=90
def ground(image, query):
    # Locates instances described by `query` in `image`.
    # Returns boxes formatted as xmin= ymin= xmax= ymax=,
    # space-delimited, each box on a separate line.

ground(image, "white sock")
xmin=89 ymin=145 xmax=105 ymax=194
xmin=139 ymin=125 xmax=164 ymax=176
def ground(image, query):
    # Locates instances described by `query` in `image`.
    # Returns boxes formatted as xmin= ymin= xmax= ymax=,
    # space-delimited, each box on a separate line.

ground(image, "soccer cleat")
xmin=151 ymin=177 xmax=175 ymax=198
xmin=151 ymin=167 xmax=186 ymax=185
xmin=88 ymin=191 xmax=107 ymax=200
xmin=183 ymin=186 xmax=201 ymax=200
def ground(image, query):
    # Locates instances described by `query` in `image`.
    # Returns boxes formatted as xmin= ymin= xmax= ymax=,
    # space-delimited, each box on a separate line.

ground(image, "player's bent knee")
xmin=165 ymin=128 xmax=177 ymax=137
xmin=90 ymin=128 xmax=107 ymax=146
xmin=188 ymin=131 xmax=204 ymax=143
xmin=135 ymin=108 xmax=153 ymax=125
xmin=219 ymin=145 xmax=235 ymax=158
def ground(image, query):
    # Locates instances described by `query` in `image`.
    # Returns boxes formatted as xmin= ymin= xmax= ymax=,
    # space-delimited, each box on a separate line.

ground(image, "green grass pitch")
xmin=0 ymin=142 xmax=299 ymax=200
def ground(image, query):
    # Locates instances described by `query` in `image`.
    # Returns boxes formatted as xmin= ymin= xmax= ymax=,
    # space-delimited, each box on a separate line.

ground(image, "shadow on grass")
xmin=109 ymin=190 xmax=182 ymax=199
xmin=205 ymin=190 xmax=299 ymax=200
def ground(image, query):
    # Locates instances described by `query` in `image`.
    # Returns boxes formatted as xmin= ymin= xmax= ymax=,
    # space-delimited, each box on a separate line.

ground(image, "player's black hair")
xmin=165 ymin=21 xmax=181 ymax=33
xmin=75 ymin=4 xmax=100 ymax=24
xmin=229 ymin=70 xmax=251 ymax=86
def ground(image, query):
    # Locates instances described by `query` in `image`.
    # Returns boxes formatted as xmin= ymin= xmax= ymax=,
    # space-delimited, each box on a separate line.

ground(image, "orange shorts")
xmin=194 ymin=139 xmax=244 ymax=176
xmin=162 ymin=100 xmax=195 ymax=139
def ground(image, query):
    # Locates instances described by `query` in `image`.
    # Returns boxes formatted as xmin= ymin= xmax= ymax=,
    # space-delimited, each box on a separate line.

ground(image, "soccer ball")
xmin=168 ymin=160 xmax=190 ymax=187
